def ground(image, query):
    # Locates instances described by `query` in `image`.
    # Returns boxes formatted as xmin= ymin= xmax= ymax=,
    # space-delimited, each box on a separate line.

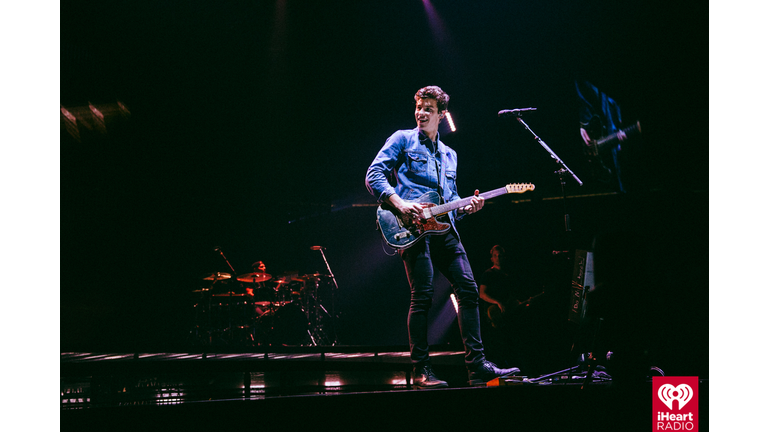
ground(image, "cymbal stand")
xmin=215 ymin=246 xmax=238 ymax=275
xmin=311 ymin=246 xmax=339 ymax=345
xmin=306 ymin=284 xmax=334 ymax=346
xmin=302 ymin=278 xmax=323 ymax=346
xmin=214 ymin=246 xmax=239 ymax=345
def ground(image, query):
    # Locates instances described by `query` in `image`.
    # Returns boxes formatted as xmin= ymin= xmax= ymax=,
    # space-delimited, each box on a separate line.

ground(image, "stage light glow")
xmin=445 ymin=111 xmax=456 ymax=132
xmin=449 ymin=293 xmax=459 ymax=314
xmin=421 ymin=0 xmax=450 ymax=45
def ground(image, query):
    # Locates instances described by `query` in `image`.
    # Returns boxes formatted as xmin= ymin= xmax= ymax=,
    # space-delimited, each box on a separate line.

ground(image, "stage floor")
xmin=60 ymin=347 xmax=708 ymax=431
xmin=61 ymin=347 xmax=470 ymax=409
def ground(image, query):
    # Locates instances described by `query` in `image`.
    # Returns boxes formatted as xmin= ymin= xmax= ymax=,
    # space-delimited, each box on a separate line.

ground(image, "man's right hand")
xmin=398 ymin=201 xmax=424 ymax=219
xmin=387 ymin=194 xmax=424 ymax=219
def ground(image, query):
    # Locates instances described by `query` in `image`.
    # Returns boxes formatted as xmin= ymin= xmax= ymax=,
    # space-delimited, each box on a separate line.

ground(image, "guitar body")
xmin=375 ymin=183 xmax=535 ymax=250
xmin=376 ymin=191 xmax=451 ymax=250
xmin=487 ymin=303 xmax=505 ymax=328
xmin=487 ymin=292 xmax=545 ymax=329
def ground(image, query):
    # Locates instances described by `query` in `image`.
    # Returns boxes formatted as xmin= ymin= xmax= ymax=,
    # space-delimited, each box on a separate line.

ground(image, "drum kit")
xmin=189 ymin=249 xmax=339 ymax=347
xmin=190 ymin=270 xmax=338 ymax=346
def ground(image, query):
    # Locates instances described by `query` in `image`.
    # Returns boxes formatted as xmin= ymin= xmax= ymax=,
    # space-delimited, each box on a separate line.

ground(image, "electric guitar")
xmin=376 ymin=183 xmax=535 ymax=250
xmin=586 ymin=121 xmax=641 ymax=157
xmin=487 ymin=291 xmax=545 ymax=328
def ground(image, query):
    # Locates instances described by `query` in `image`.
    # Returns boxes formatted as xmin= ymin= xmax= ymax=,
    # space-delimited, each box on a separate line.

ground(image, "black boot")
xmin=413 ymin=363 xmax=449 ymax=389
xmin=468 ymin=360 xmax=520 ymax=386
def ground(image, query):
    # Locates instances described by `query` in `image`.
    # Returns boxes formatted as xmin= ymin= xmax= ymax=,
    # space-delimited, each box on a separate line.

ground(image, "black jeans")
xmin=400 ymin=231 xmax=485 ymax=368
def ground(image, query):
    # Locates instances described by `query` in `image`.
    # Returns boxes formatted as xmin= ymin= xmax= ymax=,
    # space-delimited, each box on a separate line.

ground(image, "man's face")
xmin=491 ymin=250 xmax=505 ymax=267
xmin=415 ymin=97 xmax=442 ymax=135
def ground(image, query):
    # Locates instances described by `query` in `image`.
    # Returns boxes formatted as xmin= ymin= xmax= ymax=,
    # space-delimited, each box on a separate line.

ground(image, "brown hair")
xmin=490 ymin=245 xmax=506 ymax=256
xmin=414 ymin=86 xmax=450 ymax=112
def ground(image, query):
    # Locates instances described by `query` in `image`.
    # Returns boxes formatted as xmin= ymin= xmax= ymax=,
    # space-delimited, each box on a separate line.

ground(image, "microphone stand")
xmin=514 ymin=116 xmax=582 ymax=233
xmin=507 ymin=114 xmax=604 ymax=387
xmin=313 ymin=247 xmax=339 ymax=345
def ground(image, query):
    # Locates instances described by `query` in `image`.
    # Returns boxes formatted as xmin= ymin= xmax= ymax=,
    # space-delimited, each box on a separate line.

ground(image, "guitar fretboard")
xmin=595 ymin=121 xmax=641 ymax=148
xmin=429 ymin=186 xmax=511 ymax=217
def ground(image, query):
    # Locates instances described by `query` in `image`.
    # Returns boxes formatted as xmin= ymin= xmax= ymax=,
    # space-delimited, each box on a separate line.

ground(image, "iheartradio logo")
xmin=653 ymin=377 xmax=698 ymax=431
xmin=658 ymin=384 xmax=694 ymax=410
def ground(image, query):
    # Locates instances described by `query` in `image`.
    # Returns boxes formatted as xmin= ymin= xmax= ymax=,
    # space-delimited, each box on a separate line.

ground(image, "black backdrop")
xmin=60 ymin=0 xmax=708 ymax=377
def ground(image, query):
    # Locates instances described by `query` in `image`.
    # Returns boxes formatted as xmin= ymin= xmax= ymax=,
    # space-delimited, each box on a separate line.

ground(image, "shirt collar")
xmin=416 ymin=128 xmax=441 ymax=154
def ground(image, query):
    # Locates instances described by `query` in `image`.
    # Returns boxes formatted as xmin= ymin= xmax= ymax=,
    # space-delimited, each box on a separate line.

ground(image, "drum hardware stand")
xmin=310 ymin=246 xmax=340 ymax=345
xmin=300 ymin=276 xmax=325 ymax=346
xmin=193 ymin=272 xmax=231 ymax=346
xmin=215 ymin=245 xmax=238 ymax=275
xmin=212 ymin=246 xmax=256 ymax=346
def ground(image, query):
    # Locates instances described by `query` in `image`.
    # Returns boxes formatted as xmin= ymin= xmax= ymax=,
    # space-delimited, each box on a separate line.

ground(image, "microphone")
xmin=498 ymin=108 xmax=537 ymax=117
xmin=310 ymin=246 xmax=326 ymax=251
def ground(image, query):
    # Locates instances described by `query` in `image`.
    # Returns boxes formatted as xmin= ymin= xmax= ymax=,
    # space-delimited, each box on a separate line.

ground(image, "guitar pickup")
xmin=394 ymin=231 xmax=412 ymax=241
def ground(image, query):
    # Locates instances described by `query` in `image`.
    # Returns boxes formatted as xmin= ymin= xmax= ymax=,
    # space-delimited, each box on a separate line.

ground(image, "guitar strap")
xmin=433 ymin=141 xmax=445 ymax=202
xmin=435 ymin=158 xmax=444 ymax=201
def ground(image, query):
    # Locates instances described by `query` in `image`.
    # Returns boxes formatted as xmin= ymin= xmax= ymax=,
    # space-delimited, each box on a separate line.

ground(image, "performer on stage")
xmin=365 ymin=86 xmax=520 ymax=387
xmin=478 ymin=245 xmax=544 ymax=370
xmin=244 ymin=260 xmax=272 ymax=316
xmin=479 ymin=246 xmax=524 ymax=318
xmin=575 ymin=80 xmax=629 ymax=193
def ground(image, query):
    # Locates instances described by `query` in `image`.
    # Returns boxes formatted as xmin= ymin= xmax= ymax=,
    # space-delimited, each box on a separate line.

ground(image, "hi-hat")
xmin=201 ymin=272 xmax=231 ymax=281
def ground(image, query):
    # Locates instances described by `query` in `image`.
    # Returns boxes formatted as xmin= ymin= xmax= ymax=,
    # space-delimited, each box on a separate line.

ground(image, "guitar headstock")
xmin=505 ymin=183 xmax=535 ymax=194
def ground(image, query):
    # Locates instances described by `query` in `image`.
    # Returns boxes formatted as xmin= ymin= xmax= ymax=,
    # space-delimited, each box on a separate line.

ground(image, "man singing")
xmin=365 ymin=86 xmax=520 ymax=387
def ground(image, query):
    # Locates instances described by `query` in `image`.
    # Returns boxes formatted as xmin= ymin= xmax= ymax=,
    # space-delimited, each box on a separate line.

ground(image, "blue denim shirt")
xmin=366 ymin=127 xmax=464 ymax=236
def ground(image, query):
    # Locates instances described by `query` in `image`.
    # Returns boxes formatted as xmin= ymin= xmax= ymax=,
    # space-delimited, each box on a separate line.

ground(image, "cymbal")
xmin=275 ymin=271 xmax=301 ymax=280
xmin=274 ymin=277 xmax=300 ymax=285
xmin=201 ymin=272 xmax=231 ymax=281
xmin=212 ymin=292 xmax=248 ymax=297
xmin=237 ymin=272 xmax=272 ymax=283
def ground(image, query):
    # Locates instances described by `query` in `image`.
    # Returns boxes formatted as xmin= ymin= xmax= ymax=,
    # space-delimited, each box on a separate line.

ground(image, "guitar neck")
xmin=594 ymin=121 xmax=641 ymax=148
xmin=429 ymin=186 xmax=512 ymax=217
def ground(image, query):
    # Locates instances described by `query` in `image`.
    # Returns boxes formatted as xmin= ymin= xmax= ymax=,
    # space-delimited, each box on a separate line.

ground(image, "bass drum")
xmin=256 ymin=302 xmax=309 ymax=346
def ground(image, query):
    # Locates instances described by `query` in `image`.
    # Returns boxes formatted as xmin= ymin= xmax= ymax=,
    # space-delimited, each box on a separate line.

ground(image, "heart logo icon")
xmin=658 ymin=383 xmax=694 ymax=410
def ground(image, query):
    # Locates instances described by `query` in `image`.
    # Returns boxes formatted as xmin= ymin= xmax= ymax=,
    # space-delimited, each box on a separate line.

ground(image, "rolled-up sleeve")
xmin=366 ymin=131 xmax=404 ymax=203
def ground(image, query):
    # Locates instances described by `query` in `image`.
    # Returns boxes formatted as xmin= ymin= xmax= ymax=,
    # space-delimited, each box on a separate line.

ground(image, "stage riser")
xmin=62 ymin=381 xmax=709 ymax=431
xmin=62 ymin=370 xmax=418 ymax=409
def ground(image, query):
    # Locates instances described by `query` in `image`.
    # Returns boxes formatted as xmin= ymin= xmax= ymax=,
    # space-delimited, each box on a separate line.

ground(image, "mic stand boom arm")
xmin=516 ymin=117 xmax=583 ymax=186
xmin=514 ymin=117 xmax=582 ymax=233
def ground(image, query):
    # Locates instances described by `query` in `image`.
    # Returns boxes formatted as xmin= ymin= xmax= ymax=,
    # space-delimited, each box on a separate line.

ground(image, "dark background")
xmin=60 ymin=1 xmax=708 ymax=377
